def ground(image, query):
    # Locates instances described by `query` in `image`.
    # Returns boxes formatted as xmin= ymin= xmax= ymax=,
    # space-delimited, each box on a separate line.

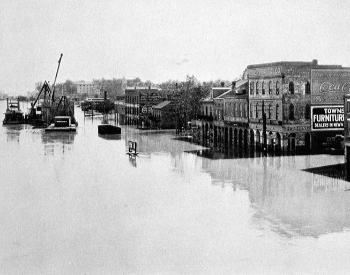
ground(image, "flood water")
xmin=1 ymin=100 xmax=350 ymax=274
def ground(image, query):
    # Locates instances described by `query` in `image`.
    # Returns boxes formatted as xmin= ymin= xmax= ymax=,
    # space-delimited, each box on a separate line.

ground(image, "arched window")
xmin=276 ymin=104 xmax=279 ymax=120
xmin=289 ymin=82 xmax=295 ymax=94
xmin=250 ymin=82 xmax=254 ymax=95
xmin=256 ymin=82 xmax=259 ymax=95
xmin=268 ymin=103 xmax=272 ymax=119
xmin=250 ymin=103 xmax=253 ymax=118
xmin=276 ymin=81 xmax=280 ymax=95
xmin=269 ymin=81 xmax=272 ymax=94
xmin=305 ymin=104 xmax=311 ymax=119
xmin=262 ymin=82 xmax=265 ymax=95
xmin=255 ymin=103 xmax=259 ymax=118
xmin=289 ymin=104 xmax=295 ymax=120
xmin=305 ymin=82 xmax=310 ymax=94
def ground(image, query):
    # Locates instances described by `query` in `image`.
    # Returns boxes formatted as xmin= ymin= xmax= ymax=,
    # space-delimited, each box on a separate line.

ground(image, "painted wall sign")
xmin=247 ymin=66 xmax=282 ymax=77
xmin=311 ymin=69 xmax=350 ymax=104
xmin=311 ymin=105 xmax=344 ymax=131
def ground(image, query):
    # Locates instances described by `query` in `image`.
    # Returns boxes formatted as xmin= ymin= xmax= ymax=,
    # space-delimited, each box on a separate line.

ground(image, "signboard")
xmin=311 ymin=69 xmax=350 ymax=104
xmin=311 ymin=105 xmax=344 ymax=131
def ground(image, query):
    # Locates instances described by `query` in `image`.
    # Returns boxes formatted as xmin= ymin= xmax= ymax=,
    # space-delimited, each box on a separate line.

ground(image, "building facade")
xmin=195 ymin=60 xmax=350 ymax=154
xmin=76 ymin=82 xmax=100 ymax=95
xmin=124 ymin=87 xmax=166 ymax=127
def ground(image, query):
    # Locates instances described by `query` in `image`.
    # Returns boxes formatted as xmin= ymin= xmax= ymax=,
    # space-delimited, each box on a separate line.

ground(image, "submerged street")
xmin=1 ymin=101 xmax=350 ymax=274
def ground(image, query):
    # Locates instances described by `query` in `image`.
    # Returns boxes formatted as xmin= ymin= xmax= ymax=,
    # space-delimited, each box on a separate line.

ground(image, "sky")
xmin=1 ymin=0 xmax=350 ymax=95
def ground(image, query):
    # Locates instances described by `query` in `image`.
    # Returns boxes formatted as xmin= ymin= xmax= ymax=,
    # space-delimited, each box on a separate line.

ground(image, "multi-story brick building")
xmin=124 ymin=87 xmax=165 ymax=127
xmin=196 ymin=59 xmax=350 ymax=154
xmin=247 ymin=59 xmax=350 ymax=152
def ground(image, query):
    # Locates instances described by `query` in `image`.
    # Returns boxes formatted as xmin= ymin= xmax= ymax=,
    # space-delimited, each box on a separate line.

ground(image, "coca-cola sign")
xmin=319 ymin=82 xmax=350 ymax=93
xmin=312 ymin=69 xmax=350 ymax=104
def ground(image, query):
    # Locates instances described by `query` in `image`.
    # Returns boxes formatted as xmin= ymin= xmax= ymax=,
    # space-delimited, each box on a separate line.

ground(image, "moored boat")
xmin=45 ymin=116 xmax=77 ymax=132
xmin=3 ymin=98 xmax=25 ymax=125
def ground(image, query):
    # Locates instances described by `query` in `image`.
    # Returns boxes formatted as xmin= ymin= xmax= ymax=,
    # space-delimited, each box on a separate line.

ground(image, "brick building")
xmin=124 ymin=87 xmax=166 ymax=127
xmin=195 ymin=59 xmax=350 ymax=154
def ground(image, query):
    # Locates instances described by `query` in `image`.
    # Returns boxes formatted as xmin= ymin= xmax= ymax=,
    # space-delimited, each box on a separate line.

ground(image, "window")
xmin=262 ymin=82 xmax=265 ymax=95
xmin=206 ymin=106 xmax=208 ymax=116
xmin=276 ymin=104 xmax=279 ymax=120
xmin=255 ymin=103 xmax=259 ymax=118
xmin=289 ymin=104 xmax=295 ymax=120
xmin=238 ymin=103 xmax=242 ymax=117
xmin=305 ymin=104 xmax=310 ymax=119
xmin=289 ymin=82 xmax=295 ymax=94
xmin=243 ymin=103 xmax=247 ymax=118
xmin=305 ymin=82 xmax=310 ymax=94
xmin=276 ymin=81 xmax=280 ymax=95
xmin=268 ymin=103 xmax=272 ymax=119
xmin=250 ymin=103 xmax=253 ymax=118
xmin=269 ymin=81 xmax=272 ymax=94
xmin=256 ymin=82 xmax=259 ymax=95
xmin=233 ymin=103 xmax=236 ymax=117
xmin=250 ymin=82 xmax=254 ymax=95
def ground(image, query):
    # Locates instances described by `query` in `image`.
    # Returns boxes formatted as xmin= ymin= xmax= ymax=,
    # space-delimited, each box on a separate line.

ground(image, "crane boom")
xmin=52 ymin=53 xmax=63 ymax=102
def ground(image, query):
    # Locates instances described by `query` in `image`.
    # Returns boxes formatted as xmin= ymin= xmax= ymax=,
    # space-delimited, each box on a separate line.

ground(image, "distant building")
xmin=152 ymin=100 xmax=176 ymax=129
xmin=76 ymin=81 xmax=100 ymax=95
xmin=124 ymin=86 xmax=166 ymax=127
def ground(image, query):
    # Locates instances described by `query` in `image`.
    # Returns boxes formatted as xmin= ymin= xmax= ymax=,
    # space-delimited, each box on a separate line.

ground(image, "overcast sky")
xmin=1 ymin=0 xmax=350 ymax=95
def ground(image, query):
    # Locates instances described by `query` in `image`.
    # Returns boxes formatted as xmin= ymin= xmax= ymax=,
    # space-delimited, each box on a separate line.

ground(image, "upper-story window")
xmin=289 ymin=104 xmax=295 ymax=120
xmin=289 ymin=82 xmax=295 ymax=94
xmin=268 ymin=81 xmax=272 ymax=94
xmin=305 ymin=104 xmax=311 ymax=119
xmin=305 ymin=82 xmax=311 ymax=94
xmin=262 ymin=82 xmax=265 ymax=95
xmin=250 ymin=103 xmax=253 ymax=118
xmin=250 ymin=82 xmax=254 ymax=95
xmin=276 ymin=104 xmax=279 ymax=120
xmin=268 ymin=103 xmax=272 ymax=119
xmin=206 ymin=106 xmax=208 ymax=116
xmin=255 ymin=103 xmax=259 ymax=118
xmin=233 ymin=103 xmax=236 ymax=117
xmin=238 ymin=103 xmax=242 ymax=117
xmin=256 ymin=82 xmax=259 ymax=95
xmin=276 ymin=81 xmax=280 ymax=95
xmin=243 ymin=103 xmax=247 ymax=118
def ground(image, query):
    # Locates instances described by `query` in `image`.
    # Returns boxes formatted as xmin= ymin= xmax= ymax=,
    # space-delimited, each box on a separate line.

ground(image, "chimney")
xmin=231 ymin=81 xmax=236 ymax=89
xmin=312 ymin=59 xmax=318 ymax=65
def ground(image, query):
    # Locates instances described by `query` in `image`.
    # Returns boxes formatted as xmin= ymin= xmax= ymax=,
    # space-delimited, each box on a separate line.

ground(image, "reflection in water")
xmin=41 ymin=131 xmax=76 ymax=144
xmin=128 ymin=154 xmax=137 ymax=167
xmin=98 ymin=134 xmax=121 ymax=140
xmin=4 ymin=124 xmax=26 ymax=143
xmin=41 ymin=131 xmax=76 ymax=156
xmin=198 ymin=153 xmax=350 ymax=238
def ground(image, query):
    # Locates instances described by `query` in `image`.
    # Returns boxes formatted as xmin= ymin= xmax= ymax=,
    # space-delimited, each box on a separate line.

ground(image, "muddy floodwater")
xmin=1 ymin=100 xmax=350 ymax=274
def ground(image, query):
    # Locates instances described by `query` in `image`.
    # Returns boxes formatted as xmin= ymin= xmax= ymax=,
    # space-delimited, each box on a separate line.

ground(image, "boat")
xmin=3 ymin=98 xmax=25 ymax=125
xmin=45 ymin=116 xmax=77 ymax=132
